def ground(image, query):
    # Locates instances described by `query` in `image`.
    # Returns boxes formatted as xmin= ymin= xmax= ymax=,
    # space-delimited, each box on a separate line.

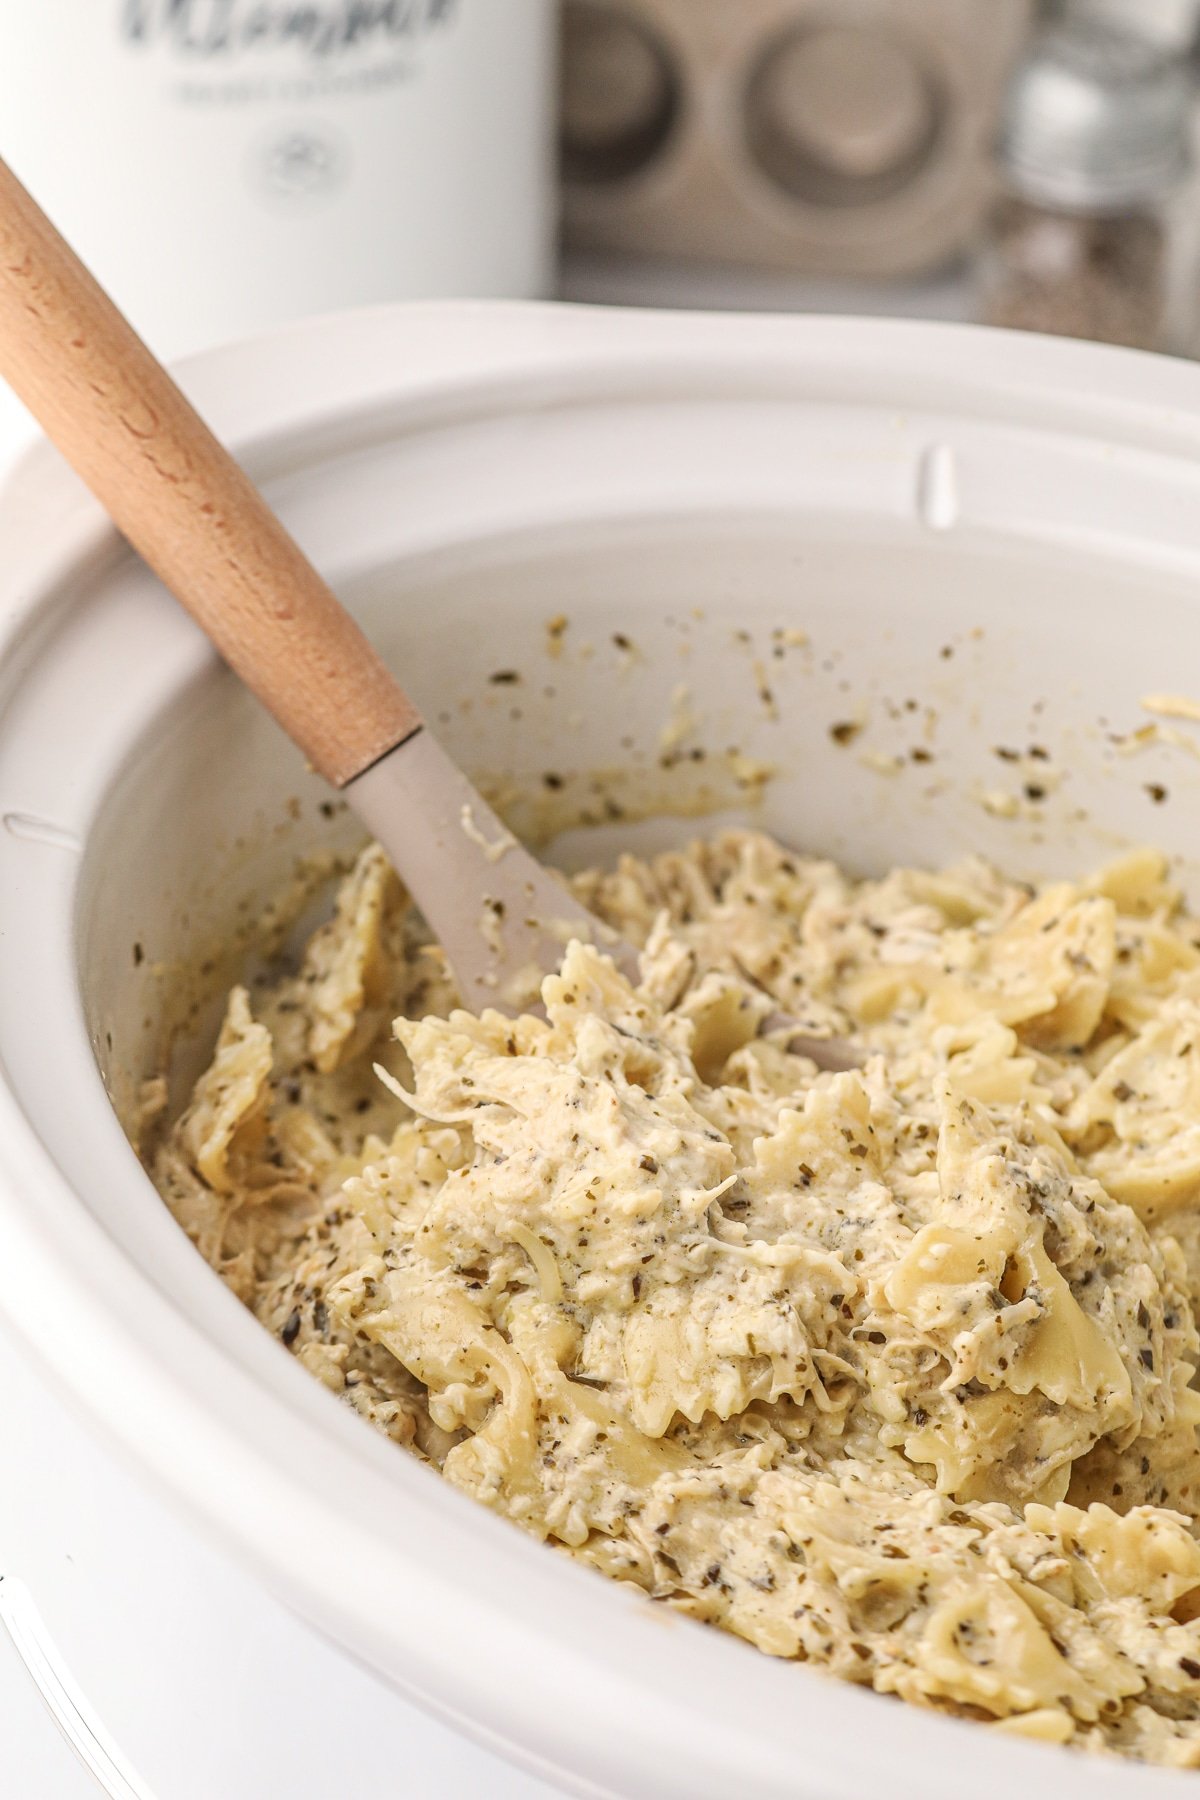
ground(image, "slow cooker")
xmin=1 ymin=302 xmax=1199 ymax=1798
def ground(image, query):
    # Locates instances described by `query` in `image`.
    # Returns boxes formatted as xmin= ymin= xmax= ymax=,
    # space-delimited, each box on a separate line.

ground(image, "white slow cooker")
xmin=1 ymin=302 xmax=1199 ymax=1799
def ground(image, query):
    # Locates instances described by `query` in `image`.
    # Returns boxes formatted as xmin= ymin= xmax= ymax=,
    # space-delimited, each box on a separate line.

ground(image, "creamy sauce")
xmin=152 ymin=831 xmax=1200 ymax=1765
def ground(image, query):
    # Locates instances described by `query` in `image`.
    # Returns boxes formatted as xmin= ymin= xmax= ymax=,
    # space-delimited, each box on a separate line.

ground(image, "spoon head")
xmin=347 ymin=727 xmax=860 ymax=1070
xmin=345 ymin=727 xmax=632 ymax=1014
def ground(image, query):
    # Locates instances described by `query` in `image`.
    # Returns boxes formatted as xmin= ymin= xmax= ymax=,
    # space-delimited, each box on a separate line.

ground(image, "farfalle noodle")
xmin=153 ymin=830 xmax=1200 ymax=1765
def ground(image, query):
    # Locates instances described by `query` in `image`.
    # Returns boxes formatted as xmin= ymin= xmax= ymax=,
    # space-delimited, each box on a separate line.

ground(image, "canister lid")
xmin=998 ymin=22 xmax=1193 ymax=210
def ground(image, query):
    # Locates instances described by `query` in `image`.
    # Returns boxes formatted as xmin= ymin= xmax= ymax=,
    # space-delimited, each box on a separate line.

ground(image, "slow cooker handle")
xmin=0 ymin=156 xmax=421 ymax=789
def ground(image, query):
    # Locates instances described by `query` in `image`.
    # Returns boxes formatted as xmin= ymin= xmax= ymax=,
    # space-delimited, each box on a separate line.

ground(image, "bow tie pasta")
xmin=152 ymin=831 xmax=1200 ymax=1767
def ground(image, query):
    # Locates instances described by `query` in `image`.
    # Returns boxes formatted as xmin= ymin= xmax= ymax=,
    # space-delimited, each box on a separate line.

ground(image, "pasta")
xmin=151 ymin=830 xmax=1200 ymax=1764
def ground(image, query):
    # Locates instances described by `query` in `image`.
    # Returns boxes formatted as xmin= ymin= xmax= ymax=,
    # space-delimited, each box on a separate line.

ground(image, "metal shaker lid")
xmin=998 ymin=22 xmax=1193 ymax=210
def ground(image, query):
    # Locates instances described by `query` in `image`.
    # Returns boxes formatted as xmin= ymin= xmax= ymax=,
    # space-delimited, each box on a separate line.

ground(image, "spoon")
xmin=0 ymin=158 xmax=858 ymax=1072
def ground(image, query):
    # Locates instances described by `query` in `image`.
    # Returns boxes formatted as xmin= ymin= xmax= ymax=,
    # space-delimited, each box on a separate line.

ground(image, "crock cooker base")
xmin=2 ymin=304 xmax=1200 ymax=1799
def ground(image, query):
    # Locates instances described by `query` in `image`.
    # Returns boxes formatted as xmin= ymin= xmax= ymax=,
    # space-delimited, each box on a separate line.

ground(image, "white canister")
xmin=1 ymin=2 xmax=556 ymax=358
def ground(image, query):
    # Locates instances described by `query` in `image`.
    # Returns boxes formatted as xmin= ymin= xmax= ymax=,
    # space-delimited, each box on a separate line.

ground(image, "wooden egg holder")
xmin=561 ymin=0 xmax=1034 ymax=278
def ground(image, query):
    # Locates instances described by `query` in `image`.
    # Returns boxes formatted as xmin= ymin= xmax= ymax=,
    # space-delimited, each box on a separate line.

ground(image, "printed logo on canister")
xmin=119 ymin=1 xmax=459 ymax=61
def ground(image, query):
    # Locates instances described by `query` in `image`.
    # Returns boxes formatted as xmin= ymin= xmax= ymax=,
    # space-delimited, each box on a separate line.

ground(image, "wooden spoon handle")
xmin=0 ymin=157 xmax=421 ymax=788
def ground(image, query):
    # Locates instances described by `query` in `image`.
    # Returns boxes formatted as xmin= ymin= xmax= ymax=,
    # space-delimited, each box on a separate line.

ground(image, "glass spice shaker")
xmin=976 ymin=22 xmax=1198 ymax=354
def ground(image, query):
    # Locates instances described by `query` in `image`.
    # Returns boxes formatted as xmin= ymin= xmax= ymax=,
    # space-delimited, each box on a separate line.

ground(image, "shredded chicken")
xmin=152 ymin=831 xmax=1200 ymax=1765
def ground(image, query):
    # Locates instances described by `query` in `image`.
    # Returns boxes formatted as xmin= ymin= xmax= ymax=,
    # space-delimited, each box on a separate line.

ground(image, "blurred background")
xmin=559 ymin=0 xmax=1200 ymax=352
xmin=5 ymin=0 xmax=1200 ymax=364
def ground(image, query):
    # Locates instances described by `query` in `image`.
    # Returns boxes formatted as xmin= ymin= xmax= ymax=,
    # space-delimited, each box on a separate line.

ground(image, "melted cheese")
xmin=152 ymin=830 xmax=1200 ymax=1767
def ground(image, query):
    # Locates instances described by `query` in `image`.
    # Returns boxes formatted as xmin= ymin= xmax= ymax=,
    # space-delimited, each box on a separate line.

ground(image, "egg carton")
xmin=561 ymin=0 xmax=1035 ymax=278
